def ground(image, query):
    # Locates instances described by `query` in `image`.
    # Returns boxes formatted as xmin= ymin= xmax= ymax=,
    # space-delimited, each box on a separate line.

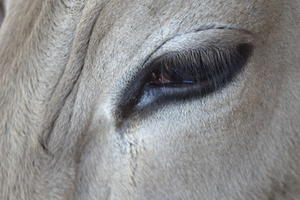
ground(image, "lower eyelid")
xmin=137 ymin=83 xmax=207 ymax=108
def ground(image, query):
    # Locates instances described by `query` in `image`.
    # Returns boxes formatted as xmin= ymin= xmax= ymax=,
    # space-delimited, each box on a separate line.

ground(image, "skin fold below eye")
xmin=117 ymin=42 xmax=253 ymax=119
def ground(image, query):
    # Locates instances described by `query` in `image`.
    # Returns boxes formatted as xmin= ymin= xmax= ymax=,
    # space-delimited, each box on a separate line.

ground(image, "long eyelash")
xmin=152 ymin=43 xmax=252 ymax=90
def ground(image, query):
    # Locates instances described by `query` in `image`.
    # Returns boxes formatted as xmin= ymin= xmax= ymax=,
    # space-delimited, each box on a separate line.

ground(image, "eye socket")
xmin=118 ymin=43 xmax=253 ymax=119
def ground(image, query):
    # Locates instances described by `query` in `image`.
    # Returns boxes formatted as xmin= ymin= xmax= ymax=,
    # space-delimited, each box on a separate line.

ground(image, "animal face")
xmin=0 ymin=0 xmax=299 ymax=199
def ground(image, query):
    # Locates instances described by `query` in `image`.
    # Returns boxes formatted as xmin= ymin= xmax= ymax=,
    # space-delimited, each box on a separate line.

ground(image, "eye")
xmin=118 ymin=43 xmax=253 ymax=118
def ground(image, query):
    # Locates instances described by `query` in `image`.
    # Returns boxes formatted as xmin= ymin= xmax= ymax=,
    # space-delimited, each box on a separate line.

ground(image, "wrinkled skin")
xmin=0 ymin=0 xmax=299 ymax=199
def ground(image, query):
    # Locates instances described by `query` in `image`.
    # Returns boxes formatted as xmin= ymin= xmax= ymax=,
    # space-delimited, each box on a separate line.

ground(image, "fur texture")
xmin=0 ymin=0 xmax=299 ymax=199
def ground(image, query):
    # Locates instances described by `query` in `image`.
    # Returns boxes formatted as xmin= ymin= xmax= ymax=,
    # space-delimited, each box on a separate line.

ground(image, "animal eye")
xmin=118 ymin=43 xmax=253 ymax=118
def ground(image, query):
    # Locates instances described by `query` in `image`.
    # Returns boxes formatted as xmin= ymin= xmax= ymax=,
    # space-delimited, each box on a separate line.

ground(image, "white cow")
xmin=0 ymin=0 xmax=299 ymax=199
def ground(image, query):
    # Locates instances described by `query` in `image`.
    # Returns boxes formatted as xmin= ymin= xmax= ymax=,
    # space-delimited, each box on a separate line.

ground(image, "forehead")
xmin=92 ymin=0 xmax=281 ymax=36
xmin=89 ymin=0 xmax=281 ymax=57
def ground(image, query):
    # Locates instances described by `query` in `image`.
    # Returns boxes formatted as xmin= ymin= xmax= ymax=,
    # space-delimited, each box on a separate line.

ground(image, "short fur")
xmin=0 ymin=0 xmax=299 ymax=199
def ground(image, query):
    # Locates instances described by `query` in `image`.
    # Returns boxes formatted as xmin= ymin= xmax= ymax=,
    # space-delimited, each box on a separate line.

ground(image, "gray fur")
xmin=0 ymin=0 xmax=299 ymax=199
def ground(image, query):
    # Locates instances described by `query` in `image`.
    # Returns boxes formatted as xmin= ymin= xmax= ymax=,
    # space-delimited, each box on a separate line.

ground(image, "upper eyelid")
xmin=193 ymin=24 xmax=254 ymax=36
xmin=141 ymin=24 xmax=254 ymax=69
xmin=129 ymin=26 xmax=254 ymax=89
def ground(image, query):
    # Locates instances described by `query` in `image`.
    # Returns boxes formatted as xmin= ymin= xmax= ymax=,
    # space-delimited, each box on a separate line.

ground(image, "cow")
xmin=0 ymin=0 xmax=299 ymax=199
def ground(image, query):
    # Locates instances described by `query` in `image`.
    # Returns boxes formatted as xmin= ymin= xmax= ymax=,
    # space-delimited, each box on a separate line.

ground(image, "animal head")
xmin=0 ymin=0 xmax=299 ymax=199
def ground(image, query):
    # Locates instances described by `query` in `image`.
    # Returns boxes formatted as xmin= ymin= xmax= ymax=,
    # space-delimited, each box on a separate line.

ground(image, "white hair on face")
xmin=0 ymin=0 xmax=299 ymax=199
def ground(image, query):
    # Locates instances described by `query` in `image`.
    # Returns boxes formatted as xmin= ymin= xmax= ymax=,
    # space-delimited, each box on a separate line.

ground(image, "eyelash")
xmin=118 ymin=43 xmax=253 ymax=118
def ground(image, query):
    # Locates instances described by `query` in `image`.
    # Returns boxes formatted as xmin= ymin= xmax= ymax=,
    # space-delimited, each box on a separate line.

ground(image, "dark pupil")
xmin=148 ymin=63 xmax=196 ymax=86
